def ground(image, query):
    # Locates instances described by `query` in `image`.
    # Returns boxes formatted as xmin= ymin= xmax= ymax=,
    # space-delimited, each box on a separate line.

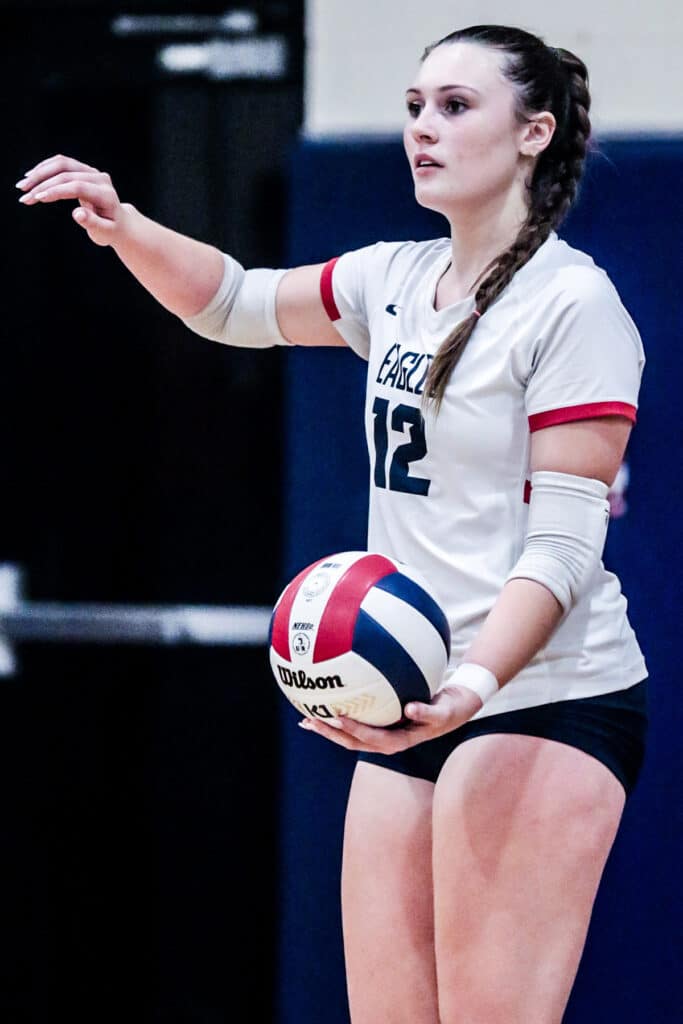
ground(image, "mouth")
xmin=413 ymin=151 xmax=446 ymax=167
xmin=413 ymin=155 xmax=444 ymax=174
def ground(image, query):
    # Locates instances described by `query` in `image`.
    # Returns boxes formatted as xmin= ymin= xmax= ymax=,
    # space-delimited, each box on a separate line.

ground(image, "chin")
xmin=413 ymin=186 xmax=456 ymax=216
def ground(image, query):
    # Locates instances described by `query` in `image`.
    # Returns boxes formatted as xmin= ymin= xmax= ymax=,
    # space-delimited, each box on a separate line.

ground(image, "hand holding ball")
xmin=269 ymin=551 xmax=451 ymax=726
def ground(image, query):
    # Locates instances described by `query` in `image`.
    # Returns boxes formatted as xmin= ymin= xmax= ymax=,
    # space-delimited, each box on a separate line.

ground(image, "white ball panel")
xmin=360 ymin=586 xmax=448 ymax=695
xmin=390 ymin=560 xmax=448 ymax=608
xmin=270 ymin=646 xmax=403 ymax=726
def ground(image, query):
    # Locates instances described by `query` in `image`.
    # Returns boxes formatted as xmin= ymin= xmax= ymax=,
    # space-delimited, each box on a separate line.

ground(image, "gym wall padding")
xmin=276 ymin=137 xmax=683 ymax=1024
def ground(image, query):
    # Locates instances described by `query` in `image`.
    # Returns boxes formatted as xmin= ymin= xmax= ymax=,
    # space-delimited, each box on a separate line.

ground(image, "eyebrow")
xmin=405 ymin=84 xmax=481 ymax=96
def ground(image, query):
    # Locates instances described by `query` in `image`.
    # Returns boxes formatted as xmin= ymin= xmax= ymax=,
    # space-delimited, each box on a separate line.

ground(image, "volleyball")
xmin=269 ymin=551 xmax=451 ymax=726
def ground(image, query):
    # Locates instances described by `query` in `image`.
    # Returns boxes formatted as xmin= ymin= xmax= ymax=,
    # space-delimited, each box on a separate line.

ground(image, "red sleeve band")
xmin=320 ymin=257 xmax=341 ymax=322
xmin=528 ymin=401 xmax=637 ymax=432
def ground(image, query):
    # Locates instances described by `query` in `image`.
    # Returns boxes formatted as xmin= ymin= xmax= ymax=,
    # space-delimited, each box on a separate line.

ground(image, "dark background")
xmin=0 ymin=3 xmax=303 ymax=1021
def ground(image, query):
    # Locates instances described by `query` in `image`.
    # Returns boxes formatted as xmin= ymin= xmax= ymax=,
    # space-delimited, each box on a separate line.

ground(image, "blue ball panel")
xmin=352 ymin=608 xmax=432 ymax=707
xmin=373 ymin=573 xmax=451 ymax=655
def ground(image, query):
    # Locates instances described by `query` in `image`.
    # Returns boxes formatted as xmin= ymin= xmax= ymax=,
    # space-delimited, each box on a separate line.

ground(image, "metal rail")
xmin=0 ymin=564 xmax=271 ymax=676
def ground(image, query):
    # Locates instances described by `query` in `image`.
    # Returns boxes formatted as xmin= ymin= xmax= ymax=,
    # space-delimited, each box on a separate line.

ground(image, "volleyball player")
xmin=17 ymin=25 xmax=648 ymax=1023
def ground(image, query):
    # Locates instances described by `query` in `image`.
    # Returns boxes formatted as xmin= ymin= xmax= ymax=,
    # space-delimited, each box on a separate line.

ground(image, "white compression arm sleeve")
xmin=180 ymin=252 xmax=291 ymax=348
xmin=506 ymin=470 xmax=611 ymax=612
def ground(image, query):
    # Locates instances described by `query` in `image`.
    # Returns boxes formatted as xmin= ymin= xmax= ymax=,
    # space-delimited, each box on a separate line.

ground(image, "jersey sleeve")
xmin=319 ymin=241 xmax=405 ymax=360
xmin=524 ymin=269 xmax=645 ymax=431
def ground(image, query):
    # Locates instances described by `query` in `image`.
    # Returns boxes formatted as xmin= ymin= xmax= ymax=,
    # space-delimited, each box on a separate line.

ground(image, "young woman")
xmin=18 ymin=25 xmax=647 ymax=1023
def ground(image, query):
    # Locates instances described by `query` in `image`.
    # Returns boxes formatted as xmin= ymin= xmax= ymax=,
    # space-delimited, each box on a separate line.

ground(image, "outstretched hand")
xmin=298 ymin=684 xmax=483 ymax=754
xmin=17 ymin=154 xmax=127 ymax=246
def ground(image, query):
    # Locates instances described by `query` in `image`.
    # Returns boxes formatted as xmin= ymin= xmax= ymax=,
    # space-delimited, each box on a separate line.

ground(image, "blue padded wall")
xmin=276 ymin=138 xmax=683 ymax=1024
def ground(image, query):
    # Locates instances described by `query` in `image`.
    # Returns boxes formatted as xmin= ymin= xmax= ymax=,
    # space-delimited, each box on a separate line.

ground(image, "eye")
xmin=405 ymin=98 xmax=468 ymax=118
xmin=445 ymin=99 xmax=468 ymax=114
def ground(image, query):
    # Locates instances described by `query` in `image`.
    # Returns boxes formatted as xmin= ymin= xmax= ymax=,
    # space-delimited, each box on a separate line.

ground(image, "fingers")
xmin=403 ymin=699 xmax=434 ymax=723
xmin=299 ymin=718 xmax=364 ymax=750
xmin=298 ymin=688 xmax=483 ymax=754
xmin=404 ymin=686 xmax=482 ymax=730
xmin=17 ymin=154 xmax=101 ymax=189
xmin=402 ymin=696 xmax=455 ymax=729
xmin=17 ymin=169 xmax=109 ymax=194
xmin=435 ymin=684 xmax=484 ymax=721
xmin=70 ymin=205 xmax=114 ymax=245
xmin=19 ymin=178 xmax=112 ymax=207
xmin=15 ymin=158 xmax=124 ymax=248
xmin=299 ymin=715 xmax=427 ymax=754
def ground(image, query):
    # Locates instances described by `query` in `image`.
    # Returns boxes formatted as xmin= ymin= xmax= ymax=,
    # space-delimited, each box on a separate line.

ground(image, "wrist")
xmin=111 ymin=202 xmax=140 ymax=252
xmin=441 ymin=662 xmax=499 ymax=707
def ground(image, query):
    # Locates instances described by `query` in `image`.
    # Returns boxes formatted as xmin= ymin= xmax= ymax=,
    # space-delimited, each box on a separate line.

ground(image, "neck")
xmin=442 ymin=191 xmax=531 ymax=297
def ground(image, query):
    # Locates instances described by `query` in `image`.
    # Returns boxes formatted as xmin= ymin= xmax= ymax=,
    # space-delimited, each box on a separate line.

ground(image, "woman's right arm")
xmin=17 ymin=153 xmax=345 ymax=347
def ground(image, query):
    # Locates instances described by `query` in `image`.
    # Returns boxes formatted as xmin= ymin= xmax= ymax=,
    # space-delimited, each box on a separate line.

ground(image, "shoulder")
xmin=519 ymin=242 xmax=646 ymax=420
xmin=511 ymin=235 xmax=642 ymax=353
xmin=335 ymin=237 xmax=449 ymax=277
xmin=515 ymin=233 xmax=630 ymax=312
xmin=330 ymin=237 xmax=450 ymax=319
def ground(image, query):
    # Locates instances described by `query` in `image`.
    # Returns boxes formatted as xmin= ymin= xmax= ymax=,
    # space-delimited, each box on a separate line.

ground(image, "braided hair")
xmin=421 ymin=25 xmax=592 ymax=411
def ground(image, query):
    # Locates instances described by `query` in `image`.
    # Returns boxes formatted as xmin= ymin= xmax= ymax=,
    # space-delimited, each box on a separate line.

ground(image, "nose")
xmin=410 ymin=105 xmax=438 ymax=143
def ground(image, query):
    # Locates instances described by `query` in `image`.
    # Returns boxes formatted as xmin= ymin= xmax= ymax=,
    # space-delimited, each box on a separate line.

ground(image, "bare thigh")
xmin=341 ymin=761 xmax=439 ymax=1024
xmin=432 ymin=733 xmax=626 ymax=1024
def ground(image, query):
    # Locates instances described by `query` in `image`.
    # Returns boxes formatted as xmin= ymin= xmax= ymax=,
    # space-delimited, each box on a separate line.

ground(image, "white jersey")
xmin=319 ymin=231 xmax=647 ymax=717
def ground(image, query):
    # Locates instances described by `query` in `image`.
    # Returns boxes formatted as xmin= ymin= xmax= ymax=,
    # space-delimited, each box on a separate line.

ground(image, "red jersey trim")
xmin=320 ymin=257 xmax=341 ymax=322
xmin=528 ymin=401 xmax=637 ymax=432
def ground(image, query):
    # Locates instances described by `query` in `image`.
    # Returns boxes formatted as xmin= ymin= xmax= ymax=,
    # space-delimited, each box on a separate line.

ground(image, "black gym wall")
xmin=0 ymin=3 xmax=303 ymax=1020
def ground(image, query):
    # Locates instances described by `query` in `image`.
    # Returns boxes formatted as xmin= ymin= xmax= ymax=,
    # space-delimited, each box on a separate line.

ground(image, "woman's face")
xmin=403 ymin=42 xmax=542 ymax=219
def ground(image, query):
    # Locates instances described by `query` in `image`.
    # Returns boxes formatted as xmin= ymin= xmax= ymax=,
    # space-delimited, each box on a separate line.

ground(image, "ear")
xmin=519 ymin=111 xmax=556 ymax=158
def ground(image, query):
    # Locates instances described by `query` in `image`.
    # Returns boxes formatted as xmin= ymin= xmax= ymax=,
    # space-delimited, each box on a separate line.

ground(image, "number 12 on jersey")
xmin=372 ymin=397 xmax=431 ymax=496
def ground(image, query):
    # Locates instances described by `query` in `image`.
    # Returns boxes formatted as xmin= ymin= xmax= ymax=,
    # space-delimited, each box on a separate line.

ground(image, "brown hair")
xmin=420 ymin=25 xmax=592 ymax=410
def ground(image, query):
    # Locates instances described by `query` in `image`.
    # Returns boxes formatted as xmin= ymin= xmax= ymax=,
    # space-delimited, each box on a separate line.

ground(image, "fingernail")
xmin=18 ymin=195 xmax=30 ymax=203
xmin=15 ymin=179 xmax=28 ymax=189
xmin=298 ymin=719 xmax=313 ymax=729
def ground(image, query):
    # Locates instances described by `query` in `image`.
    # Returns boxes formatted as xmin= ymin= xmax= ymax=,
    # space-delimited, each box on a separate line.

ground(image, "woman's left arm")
xmin=463 ymin=414 xmax=632 ymax=683
xmin=301 ymin=415 xmax=632 ymax=754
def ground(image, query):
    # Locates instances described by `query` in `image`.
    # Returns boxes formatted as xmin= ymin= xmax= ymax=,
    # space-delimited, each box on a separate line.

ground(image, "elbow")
xmin=505 ymin=470 xmax=611 ymax=613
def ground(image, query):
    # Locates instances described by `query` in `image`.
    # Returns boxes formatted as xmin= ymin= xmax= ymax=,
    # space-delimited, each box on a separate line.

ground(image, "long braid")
xmin=422 ymin=29 xmax=592 ymax=411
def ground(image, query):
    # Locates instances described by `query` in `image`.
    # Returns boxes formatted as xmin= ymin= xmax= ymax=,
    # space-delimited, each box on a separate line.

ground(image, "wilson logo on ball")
xmin=269 ymin=551 xmax=450 ymax=726
xmin=276 ymin=665 xmax=344 ymax=691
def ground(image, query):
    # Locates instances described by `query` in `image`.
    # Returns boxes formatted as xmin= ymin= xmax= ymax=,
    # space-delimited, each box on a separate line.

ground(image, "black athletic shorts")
xmin=357 ymin=680 xmax=648 ymax=795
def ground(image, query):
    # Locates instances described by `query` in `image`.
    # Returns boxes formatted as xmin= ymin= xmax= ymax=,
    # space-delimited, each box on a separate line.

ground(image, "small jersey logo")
xmin=385 ymin=303 xmax=401 ymax=316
